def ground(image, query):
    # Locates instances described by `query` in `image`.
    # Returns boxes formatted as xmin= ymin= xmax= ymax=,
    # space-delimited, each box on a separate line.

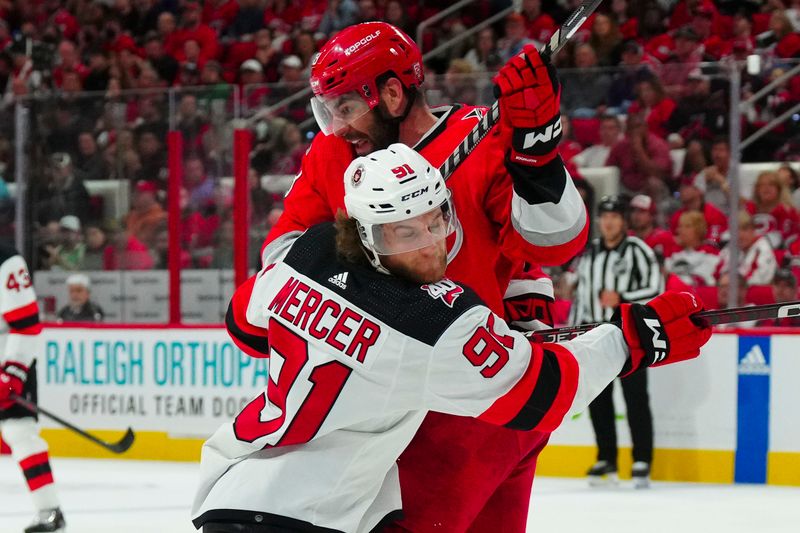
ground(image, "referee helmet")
xmin=597 ymin=195 xmax=627 ymax=215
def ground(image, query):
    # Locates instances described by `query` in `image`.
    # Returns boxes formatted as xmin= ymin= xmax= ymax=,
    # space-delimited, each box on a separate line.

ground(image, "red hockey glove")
xmin=0 ymin=365 xmax=25 ymax=409
xmin=617 ymin=291 xmax=712 ymax=377
xmin=493 ymin=44 xmax=562 ymax=167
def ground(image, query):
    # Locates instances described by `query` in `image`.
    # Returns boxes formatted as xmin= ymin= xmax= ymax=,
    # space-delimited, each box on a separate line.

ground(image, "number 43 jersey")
xmin=0 ymin=245 xmax=42 ymax=378
xmin=192 ymin=224 xmax=628 ymax=533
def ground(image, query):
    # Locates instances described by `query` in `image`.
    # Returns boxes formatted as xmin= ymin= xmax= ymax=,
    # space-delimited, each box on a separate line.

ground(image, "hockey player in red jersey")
xmin=0 ymin=246 xmax=66 ymax=533
xmin=261 ymin=22 xmax=588 ymax=531
xmin=194 ymin=145 xmax=712 ymax=532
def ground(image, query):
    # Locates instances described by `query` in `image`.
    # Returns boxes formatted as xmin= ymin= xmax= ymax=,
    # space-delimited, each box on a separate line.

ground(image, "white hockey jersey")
xmin=0 ymin=246 xmax=43 ymax=381
xmin=192 ymin=224 xmax=629 ymax=532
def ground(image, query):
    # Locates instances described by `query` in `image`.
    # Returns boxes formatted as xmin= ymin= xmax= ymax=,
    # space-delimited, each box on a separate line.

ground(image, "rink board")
xmin=10 ymin=327 xmax=800 ymax=485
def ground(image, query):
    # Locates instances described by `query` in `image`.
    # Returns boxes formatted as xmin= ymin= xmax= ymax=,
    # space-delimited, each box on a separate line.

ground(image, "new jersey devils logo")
xmin=351 ymin=165 xmax=364 ymax=187
xmin=421 ymin=279 xmax=464 ymax=307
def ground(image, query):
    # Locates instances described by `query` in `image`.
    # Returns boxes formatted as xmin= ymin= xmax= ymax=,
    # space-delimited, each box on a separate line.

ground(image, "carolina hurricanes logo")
xmin=461 ymin=108 xmax=485 ymax=122
xmin=421 ymin=279 xmax=464 ymax=307
xmin=351 ymin=165 xmax=364 ymax=187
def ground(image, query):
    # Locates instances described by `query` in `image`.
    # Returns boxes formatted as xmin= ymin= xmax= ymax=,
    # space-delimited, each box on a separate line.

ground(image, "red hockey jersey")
xmin=265 ymin=104 xmax=588 ymax=316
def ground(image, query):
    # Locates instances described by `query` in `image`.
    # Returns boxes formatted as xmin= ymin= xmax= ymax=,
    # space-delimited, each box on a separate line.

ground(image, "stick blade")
xmin=106 ymin=428 xmax=135 ymax=454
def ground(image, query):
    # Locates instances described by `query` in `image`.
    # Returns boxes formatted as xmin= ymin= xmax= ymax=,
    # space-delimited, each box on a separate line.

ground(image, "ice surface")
xmin=1 ymin=457 xmax=798 ymax=532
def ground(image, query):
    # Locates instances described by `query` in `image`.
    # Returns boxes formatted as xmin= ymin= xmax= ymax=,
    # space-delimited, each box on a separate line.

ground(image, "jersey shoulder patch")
xmin=283 ymin=223 xmax=484 ymax=346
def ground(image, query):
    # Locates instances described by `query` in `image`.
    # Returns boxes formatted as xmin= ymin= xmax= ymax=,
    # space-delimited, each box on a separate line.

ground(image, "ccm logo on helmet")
xmin=344 ymin=30 xmax=381 ymax=56
xmin=401 ymin=186 xmax=428 ymax=201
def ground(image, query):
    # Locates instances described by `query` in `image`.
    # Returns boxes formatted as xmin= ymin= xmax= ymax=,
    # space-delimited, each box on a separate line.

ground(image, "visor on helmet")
xmin=311 ymin=92 xmax=373 ymax=135
xmin=361 ymin=198 xmax=455 ymax=256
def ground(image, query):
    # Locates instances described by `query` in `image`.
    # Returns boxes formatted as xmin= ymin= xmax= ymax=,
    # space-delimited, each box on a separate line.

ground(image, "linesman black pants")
xmin=588 ymin=368 xmax=653 ymax=466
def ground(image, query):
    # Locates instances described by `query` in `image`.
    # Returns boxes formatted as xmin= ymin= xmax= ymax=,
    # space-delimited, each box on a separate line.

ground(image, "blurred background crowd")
xmin=0 ymin=0 xmax=798 ymax=323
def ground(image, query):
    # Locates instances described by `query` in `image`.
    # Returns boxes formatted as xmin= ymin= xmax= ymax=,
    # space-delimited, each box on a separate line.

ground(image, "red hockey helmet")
xmin=310 ymin=22 xmax=424 ymax=135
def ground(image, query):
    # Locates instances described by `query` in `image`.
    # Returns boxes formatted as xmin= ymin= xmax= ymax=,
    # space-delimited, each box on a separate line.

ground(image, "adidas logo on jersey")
xmin=738 ymin=345 xmax=770 ymax=375
xmin=421 ymin=279 xmax=463 ymax=307
xmin=328 ymin=272 xmax=349 ymax=289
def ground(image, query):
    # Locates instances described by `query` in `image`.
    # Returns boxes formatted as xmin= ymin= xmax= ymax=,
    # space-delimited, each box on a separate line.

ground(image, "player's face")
xmin=380 ymin=240 xmax=447 ymax=284
xmin=338 ymin=105 xmax=398 ymax=156
xmin=599 ymin=211 xmax=625 ymax=241
xmin=379 ymin=209 xmax=449 ymax=284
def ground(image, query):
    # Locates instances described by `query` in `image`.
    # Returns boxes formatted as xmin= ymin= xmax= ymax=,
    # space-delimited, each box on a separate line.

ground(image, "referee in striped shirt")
xmin=570 ymin=195 xmax=663 ymax=488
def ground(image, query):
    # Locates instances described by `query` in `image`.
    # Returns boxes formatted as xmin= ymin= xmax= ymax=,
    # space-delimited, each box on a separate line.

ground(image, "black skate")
xmin=632 ymin=461 xmax=651 ymax=489
xmin=587 ymin=460 xmax=618 ymax=486
xmin=24 ymin=508 xmax=65 ymax=533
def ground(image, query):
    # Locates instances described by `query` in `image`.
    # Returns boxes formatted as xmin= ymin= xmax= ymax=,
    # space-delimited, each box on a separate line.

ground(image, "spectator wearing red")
xmin=172 ymin=1 xmax=219 ymax=63
xmin=272 ymin=55 xmax=310 ymax=123
xmin=573 ymin=115 xmax=623 ymax=169
xmin=693 ymin=137 xmax=732 ymax=212
xmin=103 ymin=223 xmax=154 ymax=271
xmin=520 ymin=0 xmax=557 ymax=45
xmin=717 ymin=211 xmax=778 ymax=286
xmin=610 ymin=0 xmax=638 ymax=39
xmin=606 ymin=112 xmax=672 ymax=197
xmin=763 ymin=10 xmax=800 ymax=59
xmin=627 ymin=76 xmax=676 ymax=139
xmin=628 ymin=194 xmax=678 ymax=259
xmin=52 ymin=40 xmax=89 ymax=88
xmin=688 ymin=4 xmax=726 ymax=59
xmin=125 ymin=181 xmax=167 ymax=249
xmin=176 ymin=94 xmax=211 ymax=155
xmin=665 ymin=211 xmax=720 ymax=287
xmin=721 ymin=12 xmax=756 ymax=58
xmin=589 ymin=13 xmax=623 ymax=66
xmin=749 ymin=170 xmax=800 ymax=249
xmin=238 ymin=59 xmax=270 ymax=110
xmin=203 ymin=0 xmax=240 ymax=35
xmin=157 ymin=11 xmax=180 ymax=57
xmin=668 ymin=0 xmax=727 ymax=36
xmin=670 ymin=175 xmax=728 ymax=246
xmin=660 ymin=26 xmax=706 ymax=99
xmin=263 ymin=0 xmax=304 ymax=30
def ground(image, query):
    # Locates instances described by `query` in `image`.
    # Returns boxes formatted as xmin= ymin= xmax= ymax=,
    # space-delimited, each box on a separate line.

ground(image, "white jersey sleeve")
xmin=0 ymin=249 xmax=42 ymax=374
xmin=426 ymin=305 xmax=629 ymax=432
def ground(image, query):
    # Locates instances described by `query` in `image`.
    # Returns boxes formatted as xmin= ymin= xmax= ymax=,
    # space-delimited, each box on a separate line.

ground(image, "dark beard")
xmin=370 ymin=103 xmax=401 ymax=149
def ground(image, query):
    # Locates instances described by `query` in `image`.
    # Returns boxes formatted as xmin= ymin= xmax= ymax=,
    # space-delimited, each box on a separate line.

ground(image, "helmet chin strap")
xmin=362 ymin=246 xmax=391 ymax=275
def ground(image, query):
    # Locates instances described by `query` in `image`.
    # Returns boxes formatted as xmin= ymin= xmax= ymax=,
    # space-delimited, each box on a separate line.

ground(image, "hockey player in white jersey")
xmin=192 ymin=144 xmax=712 ymax=533
xmin=0 ymin=246 xmax=66 ymax=533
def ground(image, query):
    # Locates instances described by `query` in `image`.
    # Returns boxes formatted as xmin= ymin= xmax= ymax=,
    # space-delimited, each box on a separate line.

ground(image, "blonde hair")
xmin=754 ymin=170 xmax=792 ymax=209
xmin=678 ymin=211 xmax=707 ymax=242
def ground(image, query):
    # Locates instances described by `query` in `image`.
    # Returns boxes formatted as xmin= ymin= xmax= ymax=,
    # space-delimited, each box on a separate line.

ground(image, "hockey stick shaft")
xmin=528 ymin=300 xmax=800 ymax=343
xmin=10 ymin=393 xmax=135 ymax=454
xmin=438 ymin=0 xmax=603 ymax=179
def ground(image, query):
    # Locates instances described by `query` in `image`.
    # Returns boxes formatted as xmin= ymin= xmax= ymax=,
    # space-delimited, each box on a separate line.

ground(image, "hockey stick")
xmin=528 ymin=300 xmax=800 ymax=343
xmin=9 ymin=393 xmax=135 ymax=454
xmin=439 ymin=0 xmax=604 ymax=179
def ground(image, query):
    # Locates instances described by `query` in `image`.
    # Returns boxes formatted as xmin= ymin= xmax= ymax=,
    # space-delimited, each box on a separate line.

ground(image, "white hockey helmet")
xmin=344 ymin=143 xmax=455 ymax=268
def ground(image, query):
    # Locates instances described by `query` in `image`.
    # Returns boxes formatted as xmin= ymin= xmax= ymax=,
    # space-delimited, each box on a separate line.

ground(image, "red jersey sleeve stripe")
xmin=478 ymin=342 xmax=545 ymax=426
xmin=225 ymin=273 xmax=270 ymax=358
xmin=3 ymin=301 xmax=42 ymax=334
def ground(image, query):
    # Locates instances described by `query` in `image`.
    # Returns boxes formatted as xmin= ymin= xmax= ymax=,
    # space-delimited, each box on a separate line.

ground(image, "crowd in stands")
xmin=0 ymin=0 xmax=797 ymax=320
